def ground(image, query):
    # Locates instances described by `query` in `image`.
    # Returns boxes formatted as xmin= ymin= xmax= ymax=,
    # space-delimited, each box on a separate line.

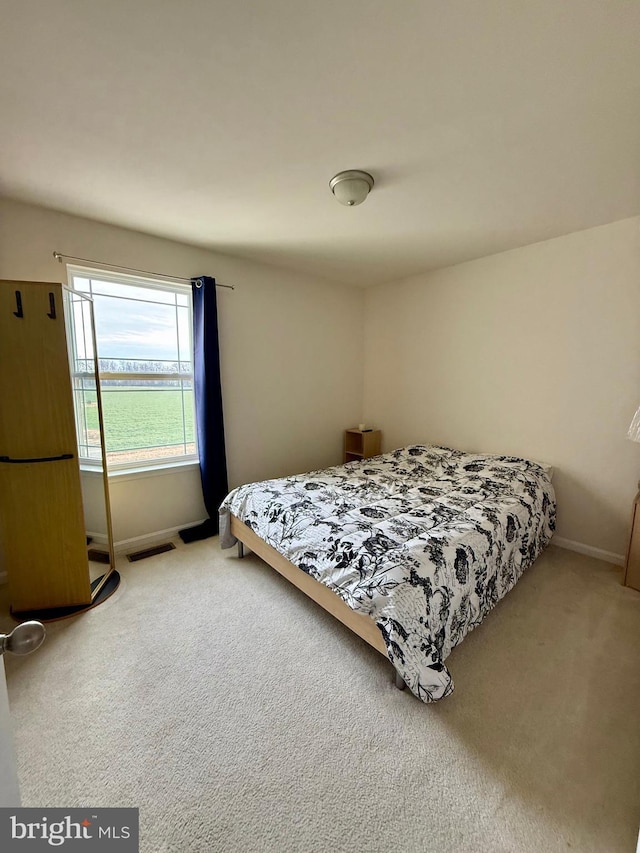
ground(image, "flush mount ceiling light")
xmin=329 ymin=170 xmax=374 ymax=206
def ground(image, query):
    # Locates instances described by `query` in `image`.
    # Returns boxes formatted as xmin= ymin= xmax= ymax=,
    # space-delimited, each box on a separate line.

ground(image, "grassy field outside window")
xmin=82 ymin=386 xmax=195 ymax=463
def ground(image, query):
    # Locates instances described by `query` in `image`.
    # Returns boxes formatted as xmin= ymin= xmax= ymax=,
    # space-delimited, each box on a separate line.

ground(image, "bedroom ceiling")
xmin=1 ymin=0 xmax=639 ymax=287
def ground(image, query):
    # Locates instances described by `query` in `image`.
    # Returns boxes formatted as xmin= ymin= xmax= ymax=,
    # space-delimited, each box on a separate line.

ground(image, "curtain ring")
xmin=193 ymin=278 xmax=204 ymax=288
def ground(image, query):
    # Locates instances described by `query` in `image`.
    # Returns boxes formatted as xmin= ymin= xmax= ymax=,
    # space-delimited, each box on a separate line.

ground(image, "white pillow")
xmin=530 ymin=460 xmax=554 ymax=480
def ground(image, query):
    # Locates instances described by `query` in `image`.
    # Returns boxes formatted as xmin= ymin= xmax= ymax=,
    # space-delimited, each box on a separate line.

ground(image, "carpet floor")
xmin=1 ymin=541 xmax=639 ymax=853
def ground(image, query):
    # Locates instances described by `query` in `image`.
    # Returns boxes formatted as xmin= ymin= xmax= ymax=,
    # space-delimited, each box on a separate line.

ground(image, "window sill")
xmin=80 ymin=459 xmax=200 ymax=482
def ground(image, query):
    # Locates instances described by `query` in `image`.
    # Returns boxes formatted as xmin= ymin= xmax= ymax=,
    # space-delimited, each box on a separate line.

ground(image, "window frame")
xmin=66 ymin=264 xmax=199 ymax=474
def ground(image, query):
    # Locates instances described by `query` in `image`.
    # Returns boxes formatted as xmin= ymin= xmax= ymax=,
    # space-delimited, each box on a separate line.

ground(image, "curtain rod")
xmin=52 ymin=252 xmax=235 ymax=290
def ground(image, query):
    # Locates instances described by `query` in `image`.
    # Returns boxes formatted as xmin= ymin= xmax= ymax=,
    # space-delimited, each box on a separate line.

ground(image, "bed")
xmin=219 ymin=444 xmax=556 ymax=702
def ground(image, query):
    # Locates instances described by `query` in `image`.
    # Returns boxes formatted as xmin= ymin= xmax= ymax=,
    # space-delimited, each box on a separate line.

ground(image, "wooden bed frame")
xmin=229 ymin=461 xmax=554 ymax=696
xmin=229 ymin=514 xmax=404 ymax=684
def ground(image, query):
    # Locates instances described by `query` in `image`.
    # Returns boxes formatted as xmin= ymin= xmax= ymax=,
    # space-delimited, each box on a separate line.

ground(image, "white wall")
xmin=5 ymin=195 xmax=637 ymax=559
xmin=0 ymin=197 xmax=364 ymax=544
xmin=364 ymin=217 xmax=640 ymax=558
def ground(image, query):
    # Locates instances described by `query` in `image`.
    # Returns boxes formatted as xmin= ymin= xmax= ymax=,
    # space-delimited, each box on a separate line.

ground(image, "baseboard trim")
xmin=87 ymin=520 xmax=208 ymax=555
xmin=113 ymin=520 xmax=208 ymax=553
xmin=85 ymin=531 xmax=109 ymax=547
xmin=552 ymin=535 xmax=625 ymax=567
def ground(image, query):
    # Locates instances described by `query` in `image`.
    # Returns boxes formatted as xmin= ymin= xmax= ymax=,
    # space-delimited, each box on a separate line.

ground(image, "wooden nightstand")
xmin=624 ymin=491 xmax=640 ymax=591
xmin=344 ymin=428 xmax=381 ymax=463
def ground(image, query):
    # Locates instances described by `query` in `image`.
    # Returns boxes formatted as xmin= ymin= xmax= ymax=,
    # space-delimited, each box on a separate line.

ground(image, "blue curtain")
xmin=179 ymin=276 xmax=228 ymax=542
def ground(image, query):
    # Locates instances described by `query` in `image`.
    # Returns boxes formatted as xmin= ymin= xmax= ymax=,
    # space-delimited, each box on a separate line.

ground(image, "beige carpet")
xmin=2 ymin=542 xmax=639 ymax=853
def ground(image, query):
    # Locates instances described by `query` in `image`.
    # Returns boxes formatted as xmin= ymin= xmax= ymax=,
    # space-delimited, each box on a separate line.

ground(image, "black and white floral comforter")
xmin=219 ymin=445 xmax=556 ymax=703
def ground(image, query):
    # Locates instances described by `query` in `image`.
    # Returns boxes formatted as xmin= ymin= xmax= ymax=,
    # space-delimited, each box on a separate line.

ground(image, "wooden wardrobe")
xmin=0 ymin=281 xmax=92 ymax=613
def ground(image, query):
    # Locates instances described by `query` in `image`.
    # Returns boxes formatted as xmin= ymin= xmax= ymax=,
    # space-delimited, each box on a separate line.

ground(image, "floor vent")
xmin=87 ymin=549 xmax=110 ymax=564
xmin=127 ymin=542 xmax=176 ymax=562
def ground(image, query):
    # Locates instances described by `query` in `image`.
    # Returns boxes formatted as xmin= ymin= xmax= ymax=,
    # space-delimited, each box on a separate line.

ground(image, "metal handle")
xmin=13 ymin=290 xmax=23 ymax=318
xmin=0 ymin=622 xmax=46 ymax=657
xmin=0 ymin=453 xmax=74 ymax=464
xmin=47 ymin=292 xmax=57 ymax=319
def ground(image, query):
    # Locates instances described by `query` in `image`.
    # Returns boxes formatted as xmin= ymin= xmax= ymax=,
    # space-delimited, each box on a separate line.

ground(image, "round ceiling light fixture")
xmin=329 ymin=170 xmax=374 ymax=206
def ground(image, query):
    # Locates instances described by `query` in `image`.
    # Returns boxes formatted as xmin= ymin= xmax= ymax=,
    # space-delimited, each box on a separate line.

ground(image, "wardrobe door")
xmin=0 ymin=282 xmax=91 ymax=612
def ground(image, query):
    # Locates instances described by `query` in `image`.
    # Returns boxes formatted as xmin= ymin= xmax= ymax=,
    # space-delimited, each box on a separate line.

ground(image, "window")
xmin=67 ymin=266 xmax=197 ymax=471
